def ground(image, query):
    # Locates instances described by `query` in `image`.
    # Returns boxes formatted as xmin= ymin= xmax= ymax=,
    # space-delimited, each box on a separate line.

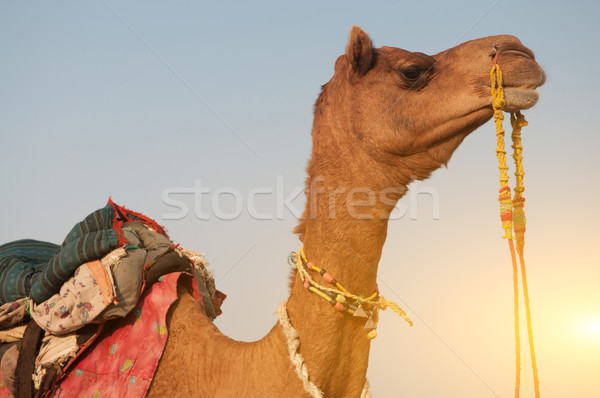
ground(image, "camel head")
xmin=310 ymin=26 xmax=546 ymax=186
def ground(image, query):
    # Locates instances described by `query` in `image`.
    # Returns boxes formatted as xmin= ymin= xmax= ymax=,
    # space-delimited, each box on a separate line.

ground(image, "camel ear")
xmin=346 ymin=26 xmax=374 ymax=77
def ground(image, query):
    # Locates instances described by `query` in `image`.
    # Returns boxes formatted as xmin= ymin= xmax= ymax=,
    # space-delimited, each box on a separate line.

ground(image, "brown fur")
xmin=147 ymin=27 xmax=545 ymax=397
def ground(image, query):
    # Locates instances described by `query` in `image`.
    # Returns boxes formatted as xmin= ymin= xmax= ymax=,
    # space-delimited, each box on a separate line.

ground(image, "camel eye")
xmin=401 ymin=66 xmax=422 ymax=81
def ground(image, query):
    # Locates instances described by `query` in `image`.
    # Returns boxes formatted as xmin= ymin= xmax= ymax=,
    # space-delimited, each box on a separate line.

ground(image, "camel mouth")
xmin=483 ymin=84 xmax=540 ymax=112
xmin=503 ymin=86 xmax=539 ymax=112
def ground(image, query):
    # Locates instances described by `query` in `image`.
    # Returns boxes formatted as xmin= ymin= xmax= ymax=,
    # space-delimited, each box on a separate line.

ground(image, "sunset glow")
xmin=580 ymin=318 xmax=600 ymax=340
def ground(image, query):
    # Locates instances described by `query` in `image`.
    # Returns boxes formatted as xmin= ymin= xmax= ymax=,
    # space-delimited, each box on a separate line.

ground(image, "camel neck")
xmin=284 ymin=163 xmax=401 ymax=397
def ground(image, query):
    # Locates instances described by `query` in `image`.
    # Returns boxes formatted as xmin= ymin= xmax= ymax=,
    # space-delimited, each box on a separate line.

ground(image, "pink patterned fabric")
xmin=0 ymin=272 xmax=201 ymax=398
xmin=49 ymin=272 xmax=192 ymax=397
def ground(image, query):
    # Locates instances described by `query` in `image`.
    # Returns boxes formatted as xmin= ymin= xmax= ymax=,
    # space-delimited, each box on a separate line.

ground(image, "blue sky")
xmin=1 ymin=1 xmax=599 ymax=397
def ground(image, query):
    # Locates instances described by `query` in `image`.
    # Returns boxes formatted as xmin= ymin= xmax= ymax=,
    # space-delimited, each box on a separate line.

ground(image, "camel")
xmin=146 ymin=26 xmax=545 ymax=397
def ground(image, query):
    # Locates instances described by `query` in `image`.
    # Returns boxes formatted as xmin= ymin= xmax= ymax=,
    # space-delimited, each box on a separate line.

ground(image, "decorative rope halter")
xmin=491 ymin=58 xmax=540 ymax=398
xmin=277 ymin=247 xmax=412 ymax=397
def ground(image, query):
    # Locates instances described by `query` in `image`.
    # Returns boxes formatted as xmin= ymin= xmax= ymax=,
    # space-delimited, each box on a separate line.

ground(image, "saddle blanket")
xmin=0 ymin=271 xmax=196 ymax=398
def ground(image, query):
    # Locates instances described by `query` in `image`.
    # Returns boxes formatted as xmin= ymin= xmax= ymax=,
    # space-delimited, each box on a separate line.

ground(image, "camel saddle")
xmin=0 ymin=199 xmax=225 ymax=397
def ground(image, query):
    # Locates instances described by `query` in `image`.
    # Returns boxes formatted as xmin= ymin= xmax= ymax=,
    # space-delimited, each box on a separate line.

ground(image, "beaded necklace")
xmin=288 ymin=247 xmax=412 ymax=340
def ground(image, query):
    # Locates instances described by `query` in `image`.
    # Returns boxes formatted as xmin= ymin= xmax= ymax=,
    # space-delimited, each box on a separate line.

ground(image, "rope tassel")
xmin=491 ymin=62 xmax=540 ymax=398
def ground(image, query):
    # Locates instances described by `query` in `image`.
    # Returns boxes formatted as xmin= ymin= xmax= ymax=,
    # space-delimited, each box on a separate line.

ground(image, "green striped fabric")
xmin=0 ymin=200 xmax=168 ymax=305
xmin=0 ymin=239 xmax=59 ymax=304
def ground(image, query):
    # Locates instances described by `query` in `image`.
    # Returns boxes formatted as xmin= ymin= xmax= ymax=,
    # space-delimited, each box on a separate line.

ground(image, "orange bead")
xmin=500 ymin=212 xmax=513 ymax=221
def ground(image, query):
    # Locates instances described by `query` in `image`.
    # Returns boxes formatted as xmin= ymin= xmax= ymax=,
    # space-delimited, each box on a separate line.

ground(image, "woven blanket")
xmin=0 ymin=199 xmax=167 ymax=305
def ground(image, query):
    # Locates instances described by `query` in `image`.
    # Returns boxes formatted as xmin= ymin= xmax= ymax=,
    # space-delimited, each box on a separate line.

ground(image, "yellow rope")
xmin=297 ymin=247 xmax=382 ymax=305
xmin=294 ymin=247 xmax=413 ymax=335
xmin=491 ymin=62 xmax=540 ymax=398
xmin=511 ymin=112 xmax=527 ymax=254
xmin=376 ymin=296 xmax=412 ymax=325
xmin=509 ymin=112 xmax=541 ymax=397
xmin=491 ymin=64 xmax=514 ymax=240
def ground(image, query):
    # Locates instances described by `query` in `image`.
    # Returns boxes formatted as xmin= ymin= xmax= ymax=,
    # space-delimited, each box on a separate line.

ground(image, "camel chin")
xmin=503 ymin=87 xmax=540 ymax=112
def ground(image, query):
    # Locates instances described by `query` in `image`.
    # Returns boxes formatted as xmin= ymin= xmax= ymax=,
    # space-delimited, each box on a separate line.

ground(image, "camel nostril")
xmin=489 ymin=46 xmax=498 ymax=61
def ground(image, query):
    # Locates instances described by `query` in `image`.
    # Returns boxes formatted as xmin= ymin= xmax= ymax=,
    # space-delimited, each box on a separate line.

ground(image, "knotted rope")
xmin=491 ymin=61 xmax=540 ymax=398
xmin=277 ymin=301 xmax=372 ymax=398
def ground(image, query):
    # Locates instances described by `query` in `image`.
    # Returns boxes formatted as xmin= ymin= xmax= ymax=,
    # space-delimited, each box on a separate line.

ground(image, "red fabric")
xmin=108 ymin=197 xmax=169 ymax=240
xmin=0 ymin=273 xmax=204 ymax=398
xmin=47 ymin=272 xmax=192 ymax=397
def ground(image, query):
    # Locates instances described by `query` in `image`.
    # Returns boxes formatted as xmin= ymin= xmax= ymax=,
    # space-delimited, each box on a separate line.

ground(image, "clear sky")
xmin=1 ymin=1 xmax=598 ymax=397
